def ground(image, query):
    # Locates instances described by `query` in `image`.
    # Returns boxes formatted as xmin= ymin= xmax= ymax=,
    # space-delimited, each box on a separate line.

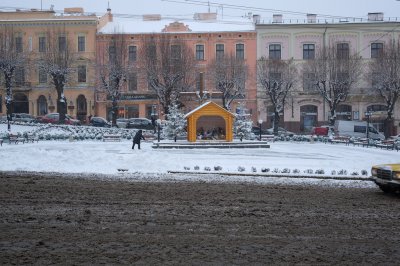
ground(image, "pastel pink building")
xmin=96 ymin=10 xmax=258 ymax=122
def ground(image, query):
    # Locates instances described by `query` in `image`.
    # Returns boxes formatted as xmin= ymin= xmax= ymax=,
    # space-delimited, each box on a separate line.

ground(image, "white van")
xmin=334 ymin=120 xmax=385 ymax=140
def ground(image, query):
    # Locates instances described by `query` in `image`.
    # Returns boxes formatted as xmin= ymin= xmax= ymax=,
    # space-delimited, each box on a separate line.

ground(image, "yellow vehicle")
xmin=371 ymin=164 xmax=400 ymax=193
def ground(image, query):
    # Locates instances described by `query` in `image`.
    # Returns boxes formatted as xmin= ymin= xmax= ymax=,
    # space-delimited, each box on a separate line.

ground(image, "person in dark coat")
xmin=132 ymin=130 xmax=145 ymax=149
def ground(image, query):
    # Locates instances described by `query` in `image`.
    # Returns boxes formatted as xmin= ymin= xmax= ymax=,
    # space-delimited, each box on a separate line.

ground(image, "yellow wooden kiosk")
xmin=184 ymin=101 xmax=235 ymax=142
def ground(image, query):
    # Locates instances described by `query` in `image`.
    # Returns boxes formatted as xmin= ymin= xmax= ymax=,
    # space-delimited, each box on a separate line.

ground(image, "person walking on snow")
xmin=132 ymin=130 xmax=145 ymax=149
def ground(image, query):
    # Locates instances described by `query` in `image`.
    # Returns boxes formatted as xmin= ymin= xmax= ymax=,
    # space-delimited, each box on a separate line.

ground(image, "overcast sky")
xmin=0 ymin=0 xmax=399 ymax=21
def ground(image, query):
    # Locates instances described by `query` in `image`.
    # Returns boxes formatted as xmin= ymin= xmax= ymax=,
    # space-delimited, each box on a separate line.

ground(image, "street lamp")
xmin=258 ymin=119 xmax=263 ymax=141
xmin=365 ymin=112 xmax=371 ymax=139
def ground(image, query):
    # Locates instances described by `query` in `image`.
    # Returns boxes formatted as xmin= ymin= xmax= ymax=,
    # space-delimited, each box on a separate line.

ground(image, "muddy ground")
xmin=1 ymin=172 xmax=400 ymax=265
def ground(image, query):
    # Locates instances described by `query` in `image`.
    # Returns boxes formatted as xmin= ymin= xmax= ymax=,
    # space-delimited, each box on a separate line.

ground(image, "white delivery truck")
xmin=334 ymin=120 xmax=385 ymax=140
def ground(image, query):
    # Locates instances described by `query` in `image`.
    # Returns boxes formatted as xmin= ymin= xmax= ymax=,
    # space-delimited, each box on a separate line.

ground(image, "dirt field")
xmin=1 ymin=171 xmax=400 ymax=265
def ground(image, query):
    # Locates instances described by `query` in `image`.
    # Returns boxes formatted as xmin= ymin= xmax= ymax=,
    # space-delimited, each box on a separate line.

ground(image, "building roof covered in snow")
xmin=98 ymin=12 xmax=255 ymax=34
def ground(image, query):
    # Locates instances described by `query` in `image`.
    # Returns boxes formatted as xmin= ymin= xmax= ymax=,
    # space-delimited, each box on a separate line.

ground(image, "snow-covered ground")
xmin=0 ymin=123 xmax=398 ymax=188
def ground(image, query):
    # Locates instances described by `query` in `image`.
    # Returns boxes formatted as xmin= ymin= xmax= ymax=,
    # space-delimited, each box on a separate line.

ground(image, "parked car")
xmin=89 ymin=116 xmax=111 ymax=128
xmin=266 ymin=127 xmax=295 ymax=137
xmin=334 ymin=120 xmax=384 ymax=140
xmin=116 ymin=118 xmax=130 ymax=128
xmin=14 ymin=113 xmax=36 ymax=123
xmin=389 ymin=134 xmax=400 ymax=141
xmin=40 ymin=113 xmax=81 ymax=125
xmin=371 ymin=163 xmax=400 ymax=193
xmin=126 ymin=118 xmax=154 ymax=130
xmin=0 ymin=113 xmax=35 ymax=123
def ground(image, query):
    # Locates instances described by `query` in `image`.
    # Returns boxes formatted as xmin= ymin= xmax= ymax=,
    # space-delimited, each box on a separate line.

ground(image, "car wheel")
xmin=378 ymin=185 xmax=392 ymax=193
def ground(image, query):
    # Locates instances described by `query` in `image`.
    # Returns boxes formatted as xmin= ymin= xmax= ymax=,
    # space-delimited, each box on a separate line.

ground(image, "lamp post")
xmin=258 ymin=119 xmax=263 ymax=141
xmin=365 ymin=112 xmax=371 ymax=139
xmin=156 ymin=119 xmax=161 ymax=142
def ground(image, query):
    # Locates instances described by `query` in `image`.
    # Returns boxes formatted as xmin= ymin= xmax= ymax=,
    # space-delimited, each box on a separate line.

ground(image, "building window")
xmin=37 ymin=95 xmax=47 ymax=116
xmin=78 ymin=36 xmax=85 ymax=52
xmin=58 ymin=36 xmax=66 ymax=52
xmin=127 ymin=105 xmax=139 ymax=118
xmin=15 ymin=36 xmax=23 ymax=53
xmin=371 ymin=72 xmax=381 ymax=89
xmin=171 ymin=45 xmax=181 ymax=60
xmin=39 ymin=36 xmax=46 ymax=52
xmin=109 ymin=46 xmax=116 ymax=63
xmin=216 ymin=44 xmax=224 ymax=59
xmin=39 ymin=69 xmax=47 ymax=84
xmin=337 ymin=43 xmax=349 ymax=59
xmin=269 ymin=72 xmax=282 ymax=84
xmin=371 ymin=43 xmax=383 ymax=58
xmin=196 ymin=44 xmax=204 ymax=60
xmin=14 ymin=67 xmax=25 ymax=86
xmin=303 ymin=44 xmax=315 ymax=60
xmin=303 ymin=72 xmax=316 ymax=91
xmin=128 ymin=46 xmax=137 ymax=62
xmin=236 ymin=43 xmax=244 ymax=59
xmin=269 ymin=44 xmax=281 ymax=60
xmin=78 ymin=65 xmax=86 ymax=83
xmin=128 ymin=73 xmax=137 ymax=91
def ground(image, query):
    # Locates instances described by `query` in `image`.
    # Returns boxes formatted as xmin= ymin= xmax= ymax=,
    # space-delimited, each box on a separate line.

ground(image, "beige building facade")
xmin=0 ymin=8 xmax=99 ymax=122
xmin=256 ymin=13 xmax=400 ymax=134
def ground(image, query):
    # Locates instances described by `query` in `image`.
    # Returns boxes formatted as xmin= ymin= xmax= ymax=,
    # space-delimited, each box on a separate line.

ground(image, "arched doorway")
xmin=37 ymin=95 xmax=48 ymax=116
xmin=337 ymin=104 xmax=352 ymax=121
xmin=300 ymin=105 xmax=318 ymax=132
xmin=76 ymin=95 xmax=87 ymax=121
xmin=196 ymin=115 xmax=226 ymax=140
xmin=13 ymin=93 xmax=29 ymax=114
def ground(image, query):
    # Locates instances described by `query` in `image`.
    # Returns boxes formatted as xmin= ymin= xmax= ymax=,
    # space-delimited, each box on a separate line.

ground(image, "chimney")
xmin=273 ymin=14 xmax=283 ymax=23
xmin=143 ymin=14 xmax=162 ymax=21
xmin=253 ymin=14 xmax=260 ymax=24
xmin=368 ymin=12 xmax=384 ymax=21
xmin=307 ymin=14 xmax=317 ymax=23
xmin=194 ymin=13 xmax=217 ymax=21
xmin=64 ymin=7 xmax=84 ymax=14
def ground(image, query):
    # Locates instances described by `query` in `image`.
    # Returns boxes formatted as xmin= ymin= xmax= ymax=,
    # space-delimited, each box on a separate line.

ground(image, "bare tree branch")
xmin=208 ymin=54 xmax=248 ymax=110
xmin=139 ymin=34 xmax=196 ymax=116
xmin=257 ymin=57 xmax=297 ymax=135
xmin=303 ymin=44 xmax=363 ymax=126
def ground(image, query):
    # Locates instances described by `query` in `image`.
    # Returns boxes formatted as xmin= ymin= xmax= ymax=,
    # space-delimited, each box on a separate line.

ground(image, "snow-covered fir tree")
xmin=162 ymin=102 xmax=187 ymax=142
xmin=234 ymin=102 xmax=253 ymax=141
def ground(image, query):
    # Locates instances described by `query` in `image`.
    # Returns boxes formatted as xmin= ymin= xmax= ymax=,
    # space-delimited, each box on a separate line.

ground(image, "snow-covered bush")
xmin=184 ymin=166 xmax=190 ymax=170
xmin=304 ymin=169 xmax=313 ymax=174
xmin=292 ymin=169 xmax=300 ymax=174
xmin=337 ymin=169 xmax=347 ymax=175
xmin=281 ymin=168 xmax=290 ymax=173
xmin=204 ymin=167 xmax=211 ymax=171
xmin=261 ymin=168 xmax=269 ymax=173
xmin=251 ymin=166 xmax=257 ymax=172
xmin=361 ymin=170 xmax=368 ymax=176
xmin=214 ymin=166 xmax=222 ymax=171
xmin=238 ymin=166 xmax=245 ymax=172
xmin=315 ymin=169 xmax=325 ymax=175
xmin=194 ymin=165 xmax=200 ymax=170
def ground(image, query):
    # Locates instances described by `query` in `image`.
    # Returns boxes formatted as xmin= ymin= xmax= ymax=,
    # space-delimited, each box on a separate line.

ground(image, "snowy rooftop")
xmin=98 ymin=14 xmax=255 ymax=34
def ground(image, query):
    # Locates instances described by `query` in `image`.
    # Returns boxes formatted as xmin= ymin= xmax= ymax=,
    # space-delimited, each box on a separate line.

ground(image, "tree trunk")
xmin=384 ymin=118 xmax=394 ymax=139
xmin=56 ymin=89 xmax=66 ymax=124
xmin=5 ymin=76 xmax=12 ymax=131
xmin=111 ymin=99 xmax=118 ymax=127
xmin=329 ymin=109 xmax=336 ymax=126
xmin=273 ymin=112 xmax=280 ymax=136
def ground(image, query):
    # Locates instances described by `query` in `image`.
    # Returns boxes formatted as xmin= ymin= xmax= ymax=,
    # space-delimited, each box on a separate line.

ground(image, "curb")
xmin=167 ymin=170 xmax=374 ymax=181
